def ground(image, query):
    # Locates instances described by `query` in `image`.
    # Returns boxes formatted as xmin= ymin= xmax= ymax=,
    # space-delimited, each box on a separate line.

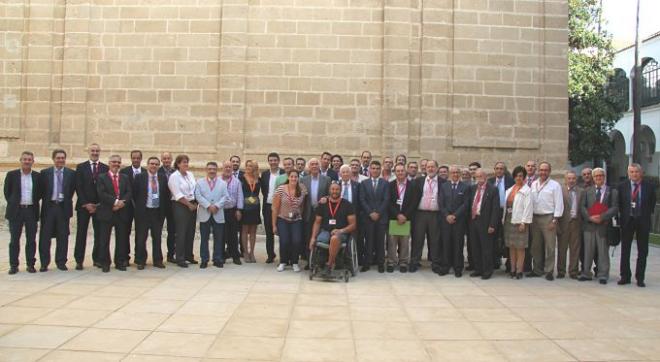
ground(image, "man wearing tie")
xmin=119 ymin=149 xmax=146 ymax=266
xmin=133 ymin=157 xmax=169 ymax=269
xmin=260 ymin=152 xmax=284 ymax=263
xmin=488 ymin=162 xmax=514 ymax=271
xmin=439 ymin=166 xmax=469 ymax=277
xmin=96 ymin=155 xmax=132 ymax=272
xmin=320 ymin=152 xmax=339 ymax=181
xmin=387 ymin=163 xmax=416 ymax=273
xmin=558 ymin=170 xmax=585 ymax=279
xmin=406 ymin=161 xmax=419 ymax=181
xmin=359 ymin=161 xmax=389 ymax=273
xmin=295 ymin=157 xmax=307 ymax=178
xmin=4 ymin=151 xmax=41 ymax=274
xmin=338 ymin=165 xmax=361 ymax=264
xmin=158 ymin=151 xmax=176 ymax=263
xmin=74 ymin=143 xmax=108 ymax=270
xmin=467 ymin=169 xmax=500 ymax=279
xmin=618 ymin=163 xmax=657 ymax=287
xmin=38 ymin=149 xmax=76 ymax=271
xmin=410 ymin=160 xmax=443 ymax=273
xmin=195 ymin=162 xmax=229 ymax=269
xmin=230 ymin=155 xmax=244 ymax=179
xmin=360 ymin=150 xmax=372 ymax=177
xmin=301 ymin=158 xmax=331 ymax=264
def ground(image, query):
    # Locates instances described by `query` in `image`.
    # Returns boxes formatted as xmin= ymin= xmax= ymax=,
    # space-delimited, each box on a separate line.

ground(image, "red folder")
xmin=588 ymin=202 xmax=608 ymax=216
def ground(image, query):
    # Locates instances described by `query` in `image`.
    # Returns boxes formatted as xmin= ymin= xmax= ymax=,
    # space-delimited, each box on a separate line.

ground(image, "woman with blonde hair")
xmin=240 ymin=160 xmax=261 ymax=262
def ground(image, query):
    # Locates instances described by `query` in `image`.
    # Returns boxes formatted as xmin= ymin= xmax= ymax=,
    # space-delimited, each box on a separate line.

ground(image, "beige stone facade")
xmin=0 ymin=0 xmax=568 ymax=169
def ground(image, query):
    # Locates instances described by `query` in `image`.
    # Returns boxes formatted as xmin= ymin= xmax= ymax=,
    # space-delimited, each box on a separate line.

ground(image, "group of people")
xmin=3 ymin=147 xmax=656 ymax=287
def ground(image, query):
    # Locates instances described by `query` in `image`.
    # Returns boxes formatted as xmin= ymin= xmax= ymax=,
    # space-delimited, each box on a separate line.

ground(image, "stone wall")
xmin=1 ymin=0 xmax=568 ymax=169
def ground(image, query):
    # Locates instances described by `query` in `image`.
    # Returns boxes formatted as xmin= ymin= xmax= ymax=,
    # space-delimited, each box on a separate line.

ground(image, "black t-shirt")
xmin=315 ymin=199 xmax=355 ymax=231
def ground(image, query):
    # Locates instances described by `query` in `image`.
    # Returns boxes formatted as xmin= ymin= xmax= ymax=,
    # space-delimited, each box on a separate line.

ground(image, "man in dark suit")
xmin=38 ymin=149 xmax=76 ymax=272
xmin=260 ymin=152 xmax=284 ymax=263
xmin=467 ymin=168 xmax=500 ymax=279
xmin=320 ymin=151 xmax=339 ymax=181
xmin=119 ymin=149 xmax=145 ymax=266
xmin=97 ymin=155 xmax=132 ymax=272
xmin=488 ymin=161 xmax=515 ymax=271
xmin=387 ymin=163 xmax=416 ymax=273
xmin=409 ymin=160 xmax=444 ymax=273
xmin=301 ymin=158 xmax=331 ymax=264
xmin=359 ymin=161 xmax=389 ymax=273
xmin=73 ymin=143 xmax=109 ymax=270
xmin=4 ymin=151 xmax=41 ymax=274
xmin=338 ymin=164 xmax=362 ymax=264
xmin=360 ymin=150 xmax=372 ymax=177
xmin=617 ymin=163 xmax=657 ymax=287
xmin=133 ymin=156 xmax=169 ymax=269
xmin=230 ymin=155 xmax=244 ymax=179
xmin=439 ymin=166 xmax=469 ymax=277
xmin=158 ymin=151 xmax=176 ymax=262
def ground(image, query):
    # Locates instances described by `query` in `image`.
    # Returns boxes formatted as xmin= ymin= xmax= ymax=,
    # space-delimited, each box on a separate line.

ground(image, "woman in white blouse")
xmin=503 ymin=165 xmax=534 ymax=279
xmin=168 ymin=154 xmax=198 ymax=268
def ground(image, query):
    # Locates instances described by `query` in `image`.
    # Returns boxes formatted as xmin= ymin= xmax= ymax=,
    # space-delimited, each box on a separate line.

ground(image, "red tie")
xmin=112 ymin=174 xmax=119 ymax=197
xmin=472 ymin=185 xmax=483 ymax=219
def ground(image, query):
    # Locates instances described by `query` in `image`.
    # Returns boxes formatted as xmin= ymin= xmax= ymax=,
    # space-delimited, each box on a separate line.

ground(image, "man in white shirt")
xmin=529 ymin=161 xmax=564 ymax=280
xmin=260 ymin=152 xmax=284 ymax=263
xmin=410 ymin=160 xmax=444 ymax=273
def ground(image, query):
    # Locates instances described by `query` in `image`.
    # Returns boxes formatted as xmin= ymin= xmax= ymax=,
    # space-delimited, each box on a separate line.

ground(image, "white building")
xmin=609 ymin=31 xmax=660 ymax=182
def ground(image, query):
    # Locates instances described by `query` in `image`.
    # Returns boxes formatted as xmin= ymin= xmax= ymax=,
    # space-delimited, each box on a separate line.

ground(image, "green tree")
xmin=568 ymin=0 xmax=624 ymax=165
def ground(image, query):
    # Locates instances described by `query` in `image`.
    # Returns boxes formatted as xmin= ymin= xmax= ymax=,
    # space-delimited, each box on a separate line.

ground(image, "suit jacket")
xmin=96 ymin=172 xmax=132 ymax=222
xmin=339 ymin=179 xmax=360 ymax=216
xmin=133 ymin=172 xmax=169 ymax=217
xmin=439 ymin=180 xmax=469 ymax=222
xmin=559 ymin=185 xmax=585 ymax=231
xmin=260 ymin=168 xmax=284 ymax=205
xmin=359 ymin=177 xmax=389 ymax=224
xmin=157 ymin=166 xmax=175 ymax=207
xmin=320 ymin=168 xmax=338 ymax=181
xmin=39 ymin=167 xmax=76 ymax=219
xmin=4 ymin=169 xmax=41 ymax=221
xmin=467 ymin=183 xmax=500 ymax=230
xmin=75 ymin=161 xmax=109 ymax=210
xmin=410 ymin=175 xmax=445 ymax=211
xmin=388 ymin=179 xmax=417 ymax=221
xmin=195 ymin=177 xmax=229 ymax=223
xmin=581 ymin=185 xmax=619 ymax=236
xmin=301 ymin=174 xmax=331 ymax=220
xmin=618 ymin=179 xmax=656 ymax=228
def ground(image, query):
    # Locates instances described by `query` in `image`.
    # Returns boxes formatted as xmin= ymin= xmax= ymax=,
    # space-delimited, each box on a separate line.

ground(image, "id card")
xmin=631 ymin=202 xmax=636 ymax=209
xmin=247 ymin=196 xmax=256 ymax=204
xmin=153 ymin=193 xmax=159 ymax=199
xmin=396 ymin=199 xmax=403 ymax=206
xmin=58 ymin=193 xmax=64 ymax=200
xmin=329 ymin=219 xmax=337 ymax=225
xmin=288 ymin=212 xmax=294 ymax=218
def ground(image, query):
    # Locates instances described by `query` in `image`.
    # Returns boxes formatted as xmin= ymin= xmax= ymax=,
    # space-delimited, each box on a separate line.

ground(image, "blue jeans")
xmin=277 ymin=218 xmax=303 ymax=265
xmin=200 ymin=218 xmax=224 ymax=263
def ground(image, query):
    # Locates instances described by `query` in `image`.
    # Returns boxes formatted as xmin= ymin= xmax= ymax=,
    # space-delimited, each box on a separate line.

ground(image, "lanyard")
xmin=535 ymin=179 xmax=549 ymax=194
xmin=247 ymin=178 xmax=257 ymax=193
xmin=328 ymin=199 xmax=341 ymax=218
xmin=207 ymin=177 xmax=217 ymax=191
xmin=426 ymin=177 xmax=436 ymax=196
xmin=397 ymin=181 xmax=407 ymax=199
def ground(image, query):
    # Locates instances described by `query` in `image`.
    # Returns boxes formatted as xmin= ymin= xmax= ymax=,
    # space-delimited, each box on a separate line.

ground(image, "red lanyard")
xmin=631 ymin=183 xmax=641 ymax=201
xmin=328 ymin=199 xmax=341 ymax=218
xmin=426 ymin=177 xmax=435 ymax=196
xmin=247 ymin=178 xmax=257 ymax=193
xmin=207 ymin=177 xmax=217 ymax=191
xmin=397 ymin=181 xmax=407 ymax=199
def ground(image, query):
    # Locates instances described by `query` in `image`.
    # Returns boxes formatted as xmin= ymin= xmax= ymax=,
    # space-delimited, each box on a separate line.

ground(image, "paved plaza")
xmin=1 ymin=228 xmax=660 ymax=362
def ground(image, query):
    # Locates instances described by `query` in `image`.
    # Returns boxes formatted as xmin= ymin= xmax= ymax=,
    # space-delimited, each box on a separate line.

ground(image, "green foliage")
xmin=568 ymin=0 xmax=623 ymax=165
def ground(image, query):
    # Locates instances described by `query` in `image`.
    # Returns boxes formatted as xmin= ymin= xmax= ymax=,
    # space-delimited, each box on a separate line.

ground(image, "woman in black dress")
xmin=240 ymin=160 xmax=261 ymax=263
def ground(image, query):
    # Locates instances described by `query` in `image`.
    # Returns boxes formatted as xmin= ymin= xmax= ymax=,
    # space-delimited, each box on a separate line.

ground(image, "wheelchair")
xmin=308 ymin=231 xmax=358 ymax=282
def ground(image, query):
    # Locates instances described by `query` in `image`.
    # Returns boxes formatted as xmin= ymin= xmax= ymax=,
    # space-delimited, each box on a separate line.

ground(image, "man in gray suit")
xmin=579 ymin=168 xmax=618 ymax=284
xmin=301 ymin=158 xmax=331 ymax=264
xmin=558 ymin=170 xmax=585 ymax=279
xmin=195 ymin=162 xmax=229 ymax=269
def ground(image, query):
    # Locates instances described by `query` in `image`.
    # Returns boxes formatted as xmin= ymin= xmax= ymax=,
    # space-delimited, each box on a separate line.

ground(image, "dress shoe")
xmin=137 ymin=264 xmax=145 ymax=270
xmin=617 ymin=279 xmax=631 ymax=285
xmin=378 ymin=265 xmax=385 ymax=273
xmin=153 ymin=263 xmax=165 ymax=269
xmin=516 ymin=272 xmax=523 ymax=279
xmin=578 ymin=276 xmax=591 ymax=282
xmin=200 ymin=261 xmax=208 ymax=269
xmin=545 ymin=273 xmax=554 ymax=281
xmin=102 ymin=265 xmax=110 ymax=273
xmin=75 ymin=263 xmax=83 ymax=271
xmin=360 ymin=265 xmax=370 ymax=272
xmin=27 ymin=265 xmax=36 ymax=273
xmin=213 ymin=261 xmax=224 ymax=268
xmin=386 ymin=265 xmax=394 ymax=273
xmin=454 ymin=271 xmax=462 ymax=278
xmin=526 ymin=272 xmax=541 ymax=278
xmin=400 ymin=266 xmax=408 ymax=273
xmin=465 ymin=265 xmax=475 ymax=271
xmin=599 ymin=279 xmax=607 ymax=285
xmin=93 ymin=262 xmax=102 ymax=268
xmin=233 ymin=257 xmax=242 ymax=265
xmin=177 ymin=262 xmax=188 ymax=268
xmin=470 ymin=271 xmax=482 ymax=277
xmin=557 ymin=273 xmax=565 ymax=279
xmin=115 ymin=265 xmax=126 ymax=271
xmin=265 ymin=256 xmax=275 ymax=264
xmin=167 ymin=256 xmax=176 ymax=263
xmin=438 ymin=270 xmax=448 ymax=276
xmin=57 ymin=264 xmax=68 ymax=271
xmin=39 ymin=266 xmax=48 ymax=272
xmin=481 ymin=274 xmax=492 ymax=280
xmin=408 ymin=265 xmax=418 ymax=273
xmin=8 ymin=267 xmax=18 ymax=275
xmin=637 ymin=280 xmax=646 ymax=288
xmin=186 ymin=259 xmax=199 ymax=265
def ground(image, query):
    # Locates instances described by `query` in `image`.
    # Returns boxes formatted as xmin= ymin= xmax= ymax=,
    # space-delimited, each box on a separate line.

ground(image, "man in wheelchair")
xmin=309 ymin=182 xmax=357 ymax=274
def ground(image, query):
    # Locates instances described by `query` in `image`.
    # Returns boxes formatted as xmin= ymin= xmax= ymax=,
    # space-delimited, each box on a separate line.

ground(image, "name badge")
xmin=329 ymin=219 xmax=337 ymax=225
xmin=153 ymin=193 xmax=159 ymax=199
xmin=506 ymin=208 xmax=513 ymax=213
xmin=246 ymin=196 xmax=257 ymax=204
xmin=631 ymin=202 xmax=636 ymax=209
xmin=396 ymin=199 xmax=403 ymax=206
xmin=431 ymin=197 xmax=436 ymax=203
xmin=288 ymin=212 xmax=294 ymax=219
xmin=58 ymin=193 xmax=64 ymax=199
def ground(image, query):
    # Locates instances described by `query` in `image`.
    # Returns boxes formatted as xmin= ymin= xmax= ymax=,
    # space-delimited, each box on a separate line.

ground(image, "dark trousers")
xmin=620 ymin=218 xmax=650 ymax=282
xmin=262 ymin=204 xmax=276 ymax=259
xmin=494 ymin=208 xmax=504 ymax=267
xmin=277 ymin=218 xmax=303 ymax=265
xmin=8 ymin=207 xmax=38 ymax=267
xmin=469 ymin=216 xmax=494 ymax=276
xmin=173 ymin=203 xmax=196 ymax=263
xmin=163 ymin=204 xmax=176 ymax=259
xmin=39 ymin=204 xmax=70 ymax=267
xmin=74 ymin=209 xmax=100 ymax=264
xmin=135 ymin=208 xmax=164 ymax=265
xmin=412 ymin=211 xmax=441 ymax=269
xmin=355 ymin=223 xmax=365 ymax=266
xmin=223 ymin=208 xmax=240 ymax=259
xmin=200 ymin=217 xmax=224 ymax=263
xmin=363 ymin=218 xmax=386 ymax=266
xmin=98 ymin=215 xmax=128 ymax=266
xmin=123 ymin=206 xmax=134 ymax=262
xmin=440 ymin=219 xmax=466 ymax=273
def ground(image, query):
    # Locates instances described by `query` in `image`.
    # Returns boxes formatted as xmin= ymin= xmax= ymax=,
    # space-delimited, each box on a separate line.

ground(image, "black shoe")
xmin=400 ymin=266 xmax=408 ymax=273
xmin=516 ymin=273 xmax=523 ymax=279
xmin=637 ymin=280 xmax=646 ymax=288
xmin=213 ymin=261 xmax=224 ymax=268
xmin=233 ymin=257 xmax=242 ymax=265
xmin=8 ymin=267 xmax=18 ymax=275
xmin=153 ymin=263 xmax=165 ymax=269
xmin=466 ymin=265 xmax=475 ymax=271
xmin=57 ymin=264 xmax=68 ymax=271
xmin=386 ymin=265 xmax=394 ymax=273
xmin=93 ymin=262 xmax=102 ymax=268
xmin=545 ymin=273 xmax=554 ymax=281
xmin=137 ymin=264 xmax=145 ymax=270
xmin=186 ymin=259 xmax=199 ymax=265
xmin=27 ymin=265 xmax=36 ymax=273
xmin=408 ymin=265 xmax=418 ymax=273
xmin=438 ymin=270 xmax=448 ymax=276
xmin=304 ymin=264 xmax=310 ymax=271
xmin=617 ymin=279 xmax=631 ymax=285
xmin=526 ymin=272 xmax=541 ymax=278
xmin=177 ymin=262 xmax=188 ymax=268
xmin=167 ymin=256 xmax=176 ymax=263
xmin=557 ymin=273 xmax=565 ymax=279
xmin=102 ymin=265 xmax=110 ymax=273
xmin=360 ymin=266 xmax=370 ymax=272
xmin=265 ymin=256 xmax=275 ymax=264
xmin=39 ymin=266 xmax=48 ymax=272
xmin=200 ymin=261 xmax=208 ymax=269
xmin=481 ymin=274 xmax=492 ymax=280
xmin=455 ymin=271 xmax=462 ymax=278
xmin=378 ymin=265 xmax=385 ymax=273
xmin=75 ymin=263 xmax=83 ymax=271
xmin=599 ymin=279 xmax=607 ymax=285
xmin=470 ymin=271 xmax=482 ymax=277
xmin=578 ymin=276 xmax=591 ymax=282
xmin=115 ymin=265 xmax=126 ymax=271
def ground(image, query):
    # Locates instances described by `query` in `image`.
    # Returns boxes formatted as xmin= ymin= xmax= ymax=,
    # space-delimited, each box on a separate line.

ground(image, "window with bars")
xmin=641 ymin=58 xmax=660 ymax=107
